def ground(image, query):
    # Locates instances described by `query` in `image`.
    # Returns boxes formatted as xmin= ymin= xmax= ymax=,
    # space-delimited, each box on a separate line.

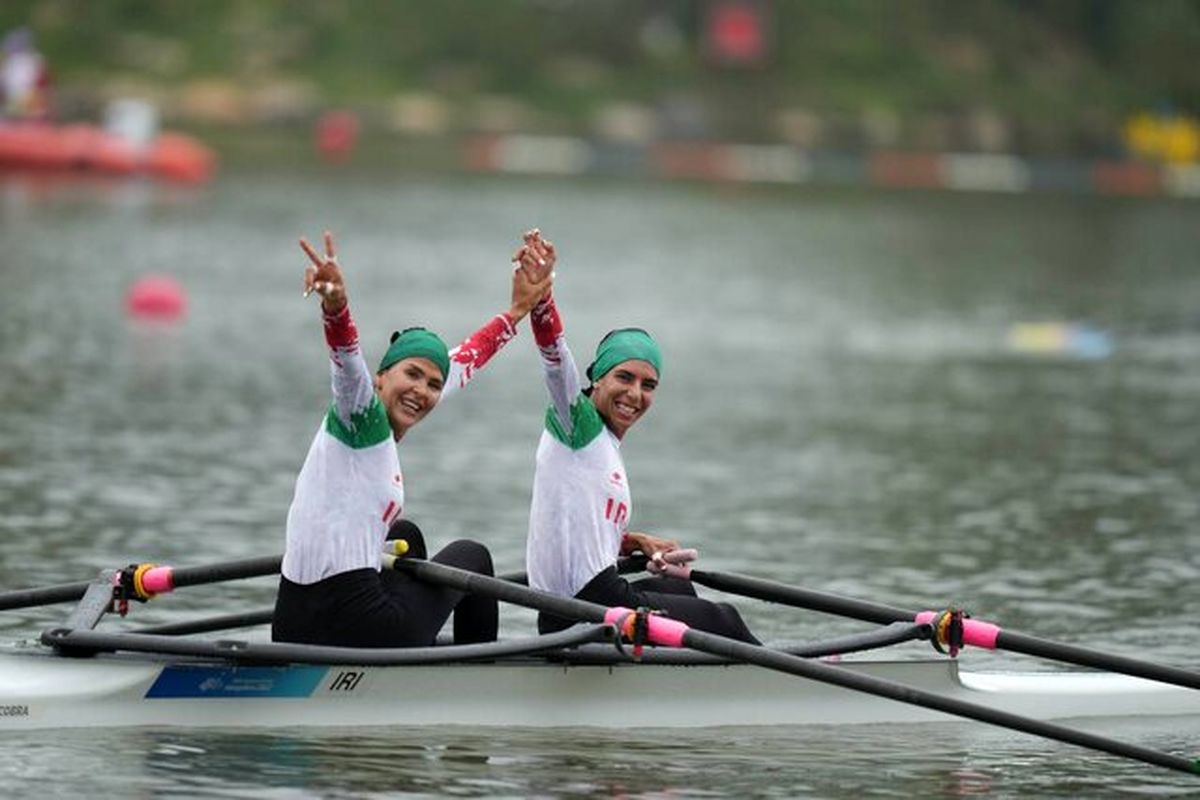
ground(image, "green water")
xmin=1 ymin=171 xmax=1198 ymax=796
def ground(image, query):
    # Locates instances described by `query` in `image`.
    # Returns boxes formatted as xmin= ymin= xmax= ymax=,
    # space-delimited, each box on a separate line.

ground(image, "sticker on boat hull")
xmin=145 ymin=665 xmax=329 ymax=698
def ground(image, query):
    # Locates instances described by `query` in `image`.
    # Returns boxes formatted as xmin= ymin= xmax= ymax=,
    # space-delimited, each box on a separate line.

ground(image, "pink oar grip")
xmin=962 ymin=619 xmax=1001 ymax=649
xmin=661 ymin=548 xmax=698 ymax=565
xmin=603 ymin=606 xmax=690 ymax=648
xmin=646 ymin=614 xmax=689 ymax=647
xmin=140 ymin=567 xmax=176 ymax=595
xmin=604 ymin=606 xmax=631 ymax=627
xmin=914 ymin=610 xmax=1000 ymax=649
xmin=647 ymin=548 xmax=697 ymax=578
xmin=660 ymin=563 xmax=692 ymax=580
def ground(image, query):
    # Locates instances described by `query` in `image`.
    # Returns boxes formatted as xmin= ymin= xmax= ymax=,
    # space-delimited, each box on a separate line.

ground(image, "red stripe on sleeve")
xmin=530 ymin=295 xmax=563 ymax=348
xmin=322 ymin=305 xmax=359 ymax=350
xmin=450 ymin=313 xmax=516 ymax=369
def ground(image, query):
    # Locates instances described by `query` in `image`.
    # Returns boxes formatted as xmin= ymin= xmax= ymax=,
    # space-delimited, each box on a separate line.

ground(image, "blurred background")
xmin=2 ymin=0 xmax=1199 ymax=187
xmin=1 ymin=2 xmax=1199 ymax=798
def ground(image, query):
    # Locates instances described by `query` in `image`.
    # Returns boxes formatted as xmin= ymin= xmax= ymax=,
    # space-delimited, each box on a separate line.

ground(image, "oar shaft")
xmin=690 ymin=569 xmax=910 ymax=625
xmin=163 ymin=555 xmax=282 ymax=589
xmin=0 ymin=556 xmax=284 ymax=611
xmin=390 ymin=558 xmax=609 ymax=623
xmin=997 ymin=630 xmax=1200 ymax=691
xmin=397 ymin=559 xmax=1200 ymax=777
xmin=690 ymin=568 xmax=1200 ymax=692
xmin=135 ymin=608 xmax=275 ymax=636
xmin=682 ymin=628 xmax=1200 ymax=776
xmin=495 ymin=556 xmax=648 ymax=587
xmin=42 ymin=622 xmax=616 ymax=666
xmin=0 ymin=581 xmax=93 ymax=611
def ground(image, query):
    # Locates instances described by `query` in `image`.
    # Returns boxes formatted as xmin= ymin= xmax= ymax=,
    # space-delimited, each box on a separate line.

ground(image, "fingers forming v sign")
xmin=300 ymin=230 xmax=346 ymax=311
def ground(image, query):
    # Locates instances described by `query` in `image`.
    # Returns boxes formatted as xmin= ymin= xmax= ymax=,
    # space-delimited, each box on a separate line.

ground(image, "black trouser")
xmin=272 ymin=521 xmax=497 ymax=648
xmin=537 ymin=565 xmax=760 ymax=644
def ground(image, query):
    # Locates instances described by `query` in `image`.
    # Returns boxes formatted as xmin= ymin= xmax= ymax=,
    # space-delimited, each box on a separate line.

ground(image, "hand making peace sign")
xmin=300 ymin=230 xmax=347 ymax=313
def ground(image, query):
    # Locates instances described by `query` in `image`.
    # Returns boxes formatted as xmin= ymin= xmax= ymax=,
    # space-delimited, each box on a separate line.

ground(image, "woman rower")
xmin=517 ymin=230 xmax=759 ymax=643
xmin=273 ymin=230 xmax=553 ymax=648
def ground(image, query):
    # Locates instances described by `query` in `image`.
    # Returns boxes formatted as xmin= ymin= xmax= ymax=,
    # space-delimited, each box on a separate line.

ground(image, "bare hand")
xmin=509 ymin=261 xmax=554 ymax=323
xmin=622 ymin=531 xmax=681 ymax=559
xmin=300 ymin=230 xmax=347 ymax=313
xmin=511 ymin=228 xmax=556 ymax=285
xmin=508 ymin=228 xmax=556 ymax=322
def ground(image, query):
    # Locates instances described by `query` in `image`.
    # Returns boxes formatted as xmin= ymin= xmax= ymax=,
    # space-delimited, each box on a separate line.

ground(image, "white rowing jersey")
xmin=525 ymin=296 xmax=632 ymax=598
xmin=282 ymin=304 xmax=517 ymax=585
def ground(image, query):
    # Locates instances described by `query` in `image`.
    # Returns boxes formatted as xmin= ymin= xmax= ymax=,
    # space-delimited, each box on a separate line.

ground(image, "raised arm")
xmin=300 ymin=232 xmax=380 ymax=435
xmin=441 ymin=237 xmax=553 ymax=400
xmin=516 ymin=231 xmax=582 ymax=436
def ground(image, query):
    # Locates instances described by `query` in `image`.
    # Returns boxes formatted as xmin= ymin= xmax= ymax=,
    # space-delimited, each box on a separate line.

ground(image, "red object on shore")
xmin=869 ymin=151 xmax=944 ymax=189
xmin=315 ymin=111 xmax=360 ymax=162
xmin=0 ymin=122 xmax=215 ymax=183
xmin=126 ymin=275 xmax=187 ymax=321
xmin=1092 ymin=161 xmax=1161 ymax=196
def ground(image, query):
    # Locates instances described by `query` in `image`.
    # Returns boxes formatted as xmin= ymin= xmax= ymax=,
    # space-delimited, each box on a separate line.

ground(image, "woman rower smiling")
xmin=517 ymin=230 xmax=759 ymax=643
xmin=272 ymin=230 xmax=553 ymax=648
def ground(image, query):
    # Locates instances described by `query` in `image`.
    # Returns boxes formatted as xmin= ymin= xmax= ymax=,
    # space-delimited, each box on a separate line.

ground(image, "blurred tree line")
xmin=3 ymin=0 xmax=1198 ymax=158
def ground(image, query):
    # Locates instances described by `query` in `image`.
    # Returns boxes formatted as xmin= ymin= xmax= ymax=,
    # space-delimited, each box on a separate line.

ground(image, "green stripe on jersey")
xmin=325 ymin=396 xmax=393 ymax=449
xmin=545 ymin=395 xmax=605 ymax=450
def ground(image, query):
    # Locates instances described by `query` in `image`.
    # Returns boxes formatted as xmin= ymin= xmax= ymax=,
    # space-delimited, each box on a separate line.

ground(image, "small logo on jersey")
xmin=610 ymin=471 xmax=624 ymax=487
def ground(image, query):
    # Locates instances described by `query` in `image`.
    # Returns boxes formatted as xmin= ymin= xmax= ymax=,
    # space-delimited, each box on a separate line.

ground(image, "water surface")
xmin=1 ymin=172 xmax=1198 ymax=796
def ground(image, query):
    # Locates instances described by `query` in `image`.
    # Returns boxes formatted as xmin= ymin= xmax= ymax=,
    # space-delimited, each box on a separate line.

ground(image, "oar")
xmin=43 ymin=621 xmax=617 ymax=665
xmin=389 ymin=556 xmax=1200 ymax=777
xmin=674 ymin=567 xmax=1200 ymax=692
xmin=0 ymin=554 xmax=557 ymax=613
xmin=0 ymin=555 xmax=282 ymax=611
xmin=135 ymin=609 xmax=276 ymax=636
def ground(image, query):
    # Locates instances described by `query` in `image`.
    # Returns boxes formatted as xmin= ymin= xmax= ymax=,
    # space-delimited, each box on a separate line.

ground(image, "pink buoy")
xmin=126 ymin=274 xmax=187 ymax=320
xmin=315 ymin=110 xmax=360 ymax=162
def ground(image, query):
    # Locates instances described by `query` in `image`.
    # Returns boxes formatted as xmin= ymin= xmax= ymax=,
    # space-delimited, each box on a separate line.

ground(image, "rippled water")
xmin=8 ymin=721 xmax=1200 ymax=798
xmin=1 ymin=171 xmax=1199 ymax=796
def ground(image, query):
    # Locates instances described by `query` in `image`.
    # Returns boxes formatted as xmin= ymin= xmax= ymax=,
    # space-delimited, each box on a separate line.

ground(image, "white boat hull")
xmin=2 ymin=646 xmax=1199 ymax=730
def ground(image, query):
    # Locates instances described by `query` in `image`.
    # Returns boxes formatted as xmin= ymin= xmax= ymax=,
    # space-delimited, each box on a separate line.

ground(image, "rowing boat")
xmin=3 ymin=555 xmax=1198 ymax=776
xmin=3 ymin=640 xmax=1199 ymax=731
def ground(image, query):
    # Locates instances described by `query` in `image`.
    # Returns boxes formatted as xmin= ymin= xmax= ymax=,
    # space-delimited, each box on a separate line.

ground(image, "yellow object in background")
xmin=1008 ymin=322 xmax=1068 ymax=353
xmin=1006 ymin=323 xmax=1113 ymax=359
xmin=1124 ymin=112 xmax=1200 ymax=164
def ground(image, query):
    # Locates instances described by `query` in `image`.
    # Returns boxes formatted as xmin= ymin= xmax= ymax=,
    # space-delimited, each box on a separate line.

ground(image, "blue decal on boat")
xmin=145 ymin=665 xmax=329 ymax=699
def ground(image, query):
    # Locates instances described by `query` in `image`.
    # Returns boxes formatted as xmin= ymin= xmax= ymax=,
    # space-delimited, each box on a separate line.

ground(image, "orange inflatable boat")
xmin=0 ymin=122 xmax=216 ymax=183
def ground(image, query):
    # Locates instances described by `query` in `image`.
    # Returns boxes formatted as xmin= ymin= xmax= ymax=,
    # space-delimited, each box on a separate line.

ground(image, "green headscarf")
xmin=378 ymin=327 xmax=450 ymax=379
xmin=587 ymin=328 xmax=662 ymax=383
